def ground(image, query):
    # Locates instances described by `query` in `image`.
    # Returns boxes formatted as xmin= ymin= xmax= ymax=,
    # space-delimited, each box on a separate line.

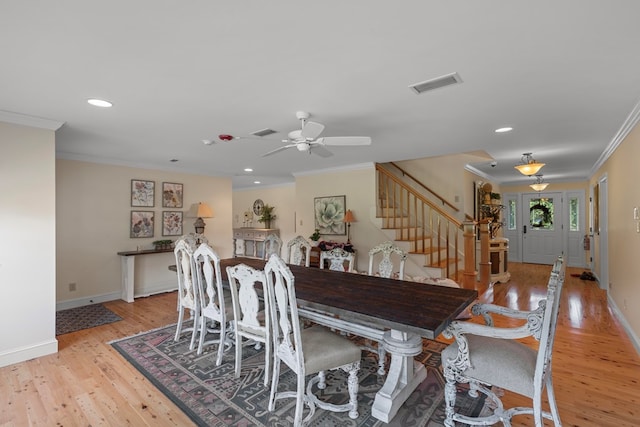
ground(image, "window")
xmin=508 ymin=199 xmax=517 ymax=230
xmin=529 ymin=197 xmax=554 ymax=230
xmin=569 ymin=197 xmax=579 ymax=231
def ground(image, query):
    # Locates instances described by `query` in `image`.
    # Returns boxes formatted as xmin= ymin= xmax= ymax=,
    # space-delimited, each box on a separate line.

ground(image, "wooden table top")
xmin=221 ymin=257 xmax=477 ymax=339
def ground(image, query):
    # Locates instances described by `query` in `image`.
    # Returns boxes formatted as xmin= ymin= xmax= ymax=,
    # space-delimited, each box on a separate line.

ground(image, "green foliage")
xmin=309 ymin=229 xmax=321 ymax=241
xmin=258 ymin=204 xmax=276 ymax=223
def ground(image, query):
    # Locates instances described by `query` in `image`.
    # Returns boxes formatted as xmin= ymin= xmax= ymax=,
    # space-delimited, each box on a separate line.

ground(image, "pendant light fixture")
xmin=529 ymin=174 xmax=549 ymax=192
xmin=515 ymin=152 xmax=545 ymax=176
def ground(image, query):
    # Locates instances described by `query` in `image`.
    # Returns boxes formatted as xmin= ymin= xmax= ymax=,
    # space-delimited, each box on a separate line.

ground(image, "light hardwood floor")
xmin=1 ymin=262 xmax=639 ymax=426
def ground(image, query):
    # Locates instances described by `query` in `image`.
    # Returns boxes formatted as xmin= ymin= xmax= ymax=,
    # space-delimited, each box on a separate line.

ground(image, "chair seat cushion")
xmin=301 ymin=325 xmax=362 ymax=375
xmin=442 ymin=334 xmax=537 ymax=398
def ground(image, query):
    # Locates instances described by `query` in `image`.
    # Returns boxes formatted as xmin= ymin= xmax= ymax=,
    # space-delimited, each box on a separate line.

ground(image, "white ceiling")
xmin=2 ymin=1 xmax=640 ymax=189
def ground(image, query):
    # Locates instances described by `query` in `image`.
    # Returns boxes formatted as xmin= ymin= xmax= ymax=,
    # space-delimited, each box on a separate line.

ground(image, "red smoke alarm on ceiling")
xmin=218 ymin=134 xmax=235 ymax=141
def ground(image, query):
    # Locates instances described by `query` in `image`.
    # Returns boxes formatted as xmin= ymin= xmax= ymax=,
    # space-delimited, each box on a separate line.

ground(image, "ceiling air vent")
xmin=409 ymin=72 xmax=463 ymax=95
xmin=251 ymin=128 xmax=277 ymax=137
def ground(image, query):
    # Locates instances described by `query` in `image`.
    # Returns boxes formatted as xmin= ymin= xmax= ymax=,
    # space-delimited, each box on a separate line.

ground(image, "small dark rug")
xmin=56 ymin=303 xmax=123 ymax=335
xmin=111 ymin=323 xmax=486 ymax=426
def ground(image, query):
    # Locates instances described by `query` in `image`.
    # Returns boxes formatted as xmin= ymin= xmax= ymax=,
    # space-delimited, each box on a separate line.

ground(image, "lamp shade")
xmin=188 ymin=202 xmax=213 ymax=218
xmin=343 ymin=210 xmax=356 ymax=223
xmin=529 ymin=175 xmax=549 ymax=192
xmin=515 ymin=153 xmax=545 ymax=176
xmin=530 ymin=182 xmax=549 ymax=192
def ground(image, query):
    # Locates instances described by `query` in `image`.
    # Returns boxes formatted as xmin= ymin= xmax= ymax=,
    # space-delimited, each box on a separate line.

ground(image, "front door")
xmin=522 ymin=192 xmax=563 ymax=264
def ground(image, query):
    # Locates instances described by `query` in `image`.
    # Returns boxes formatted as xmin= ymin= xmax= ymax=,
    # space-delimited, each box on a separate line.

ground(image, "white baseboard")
xmin=56 ymin=291 xmax=121 ymax=311
xmin=0 ymin=339 xmax=58 ymax=368
xmin=608 ymin=294 xmax=640 ymax=355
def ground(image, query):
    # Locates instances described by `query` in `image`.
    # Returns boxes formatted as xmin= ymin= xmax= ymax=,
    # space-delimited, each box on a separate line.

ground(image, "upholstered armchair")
xmin=441 ymin=256 xmax=566 ymax=427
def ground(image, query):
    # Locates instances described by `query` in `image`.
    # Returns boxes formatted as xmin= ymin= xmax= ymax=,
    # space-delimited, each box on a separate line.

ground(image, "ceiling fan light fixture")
xmin=515 ymin=152 xmax=545 ymax=176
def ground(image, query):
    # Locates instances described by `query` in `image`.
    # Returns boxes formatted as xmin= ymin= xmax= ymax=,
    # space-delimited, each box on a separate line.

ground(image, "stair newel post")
xmin=479 ymin=219 xmax=492 ymax=286
xmin=462 ymin=221 xmax=477 ymax=288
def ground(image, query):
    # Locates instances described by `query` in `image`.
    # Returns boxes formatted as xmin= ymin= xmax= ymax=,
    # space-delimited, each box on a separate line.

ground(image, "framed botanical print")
xmin=314 ymin=195 xmax=346 ymax=235
xmin=130 ymin=211 xmax=154 ymax=238
xmin=162 ymin=182 xmax=183 ymax=208
xmin=162 ymin=211 xmax=183 ymax=236
xmin=131 ymin=179 xmax=155 ymax=207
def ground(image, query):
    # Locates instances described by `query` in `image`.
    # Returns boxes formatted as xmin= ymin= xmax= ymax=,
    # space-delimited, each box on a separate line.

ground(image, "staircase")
xmin=374 ymin=163 xmax=466 ymax=279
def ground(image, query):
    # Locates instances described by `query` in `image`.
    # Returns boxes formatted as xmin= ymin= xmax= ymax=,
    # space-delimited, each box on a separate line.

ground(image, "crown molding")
xmin=0 ymin=110 xmax=64 ymax=131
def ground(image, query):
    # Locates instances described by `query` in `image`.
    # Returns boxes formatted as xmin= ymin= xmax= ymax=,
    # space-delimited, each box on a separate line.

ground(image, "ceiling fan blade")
xmin=310 ymin=145 xmax=333 ymax=158
xmin=317 ymin=136 xmax=372 ymax=146
xmin=261 ymin=144 xmax=296 ymax=157
xmin=301 ymin=121 xmax=325 ymax=140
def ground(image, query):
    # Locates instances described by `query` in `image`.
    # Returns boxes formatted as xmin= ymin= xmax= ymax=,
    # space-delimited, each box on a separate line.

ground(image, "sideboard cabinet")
xmin=233 ymin=228 xmax=279 ymax=259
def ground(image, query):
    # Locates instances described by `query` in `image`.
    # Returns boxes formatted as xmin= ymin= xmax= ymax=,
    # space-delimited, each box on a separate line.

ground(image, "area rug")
xmin=56 ymin=303 xmax=123 ymax=335
xmin=110 ymin=323 xmax=486 ymax=426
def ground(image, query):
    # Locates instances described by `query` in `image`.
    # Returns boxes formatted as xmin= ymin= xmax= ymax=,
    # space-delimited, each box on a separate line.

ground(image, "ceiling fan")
xmin=261 ymin=111 xmax=371 ymax=158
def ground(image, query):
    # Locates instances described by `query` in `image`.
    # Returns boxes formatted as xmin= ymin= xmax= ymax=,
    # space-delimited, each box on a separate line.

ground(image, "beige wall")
xmin=591 ymin=123 xmax=640 ymax=343
xmin=232 ymin=184 xmax=297 ymax=245
xmin=56 ymin=159 xmax=233 ymax=304
xmin=0 ymin=122 xmax=58 ymax=367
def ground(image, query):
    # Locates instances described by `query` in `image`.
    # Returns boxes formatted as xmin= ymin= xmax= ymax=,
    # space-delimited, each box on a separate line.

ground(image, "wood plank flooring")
xmin=1 ymin=262 xmax=639 ymax=426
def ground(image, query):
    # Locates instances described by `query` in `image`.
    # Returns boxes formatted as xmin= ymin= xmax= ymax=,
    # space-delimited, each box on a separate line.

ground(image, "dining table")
xmin=219 ymin=257 xmax=478 ymax=423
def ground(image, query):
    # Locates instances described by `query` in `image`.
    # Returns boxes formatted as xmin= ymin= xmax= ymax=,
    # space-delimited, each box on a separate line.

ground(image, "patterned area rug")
xmin=56 ymin=303 xmax=123 ymax=335
xmin=111 ymin=323 xmax=486 ymax=426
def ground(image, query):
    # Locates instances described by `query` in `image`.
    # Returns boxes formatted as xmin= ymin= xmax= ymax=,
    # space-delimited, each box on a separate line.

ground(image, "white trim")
xmin=0 ymin=339 xmax=58 ymax=368
xmin=56 ymin=291 xmax=121 ymax=311
xmin=0 ymin=110 xmax=64 ymax=131
xmin=464 ymin=164 xmax=494 ymax=182
xmin=234 ymin=182 xmax=295 ymax=192
xmin=292 ymin=162 xmax=374 ymax=177
xmin=608 ymin=295 xmax=640 ymax=356
xmin=590 ymin=98 xmax=640 ymax=176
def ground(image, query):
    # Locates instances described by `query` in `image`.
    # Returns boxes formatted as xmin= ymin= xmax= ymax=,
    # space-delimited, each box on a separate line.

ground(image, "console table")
xmin=117 ymin=248 xmax=174 ymax=302
xmin=233 ymin=228 xmax=279 ymax=259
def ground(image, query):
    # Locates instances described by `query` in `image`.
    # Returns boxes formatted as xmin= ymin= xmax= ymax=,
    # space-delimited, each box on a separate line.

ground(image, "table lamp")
xmin=343 ymin=210 xmax=356 ymax=243
xmin=188 ymin=202 xmax=213 ymax=234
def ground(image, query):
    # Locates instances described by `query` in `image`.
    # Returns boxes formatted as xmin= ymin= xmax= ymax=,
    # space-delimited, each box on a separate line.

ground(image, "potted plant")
xmin=309 ymin=229 xmax=321 ymax=246
xmin=490 ymin=192 xmax=501 ymax=205
xmin=258 ymin=204 xmax=276 ymax=229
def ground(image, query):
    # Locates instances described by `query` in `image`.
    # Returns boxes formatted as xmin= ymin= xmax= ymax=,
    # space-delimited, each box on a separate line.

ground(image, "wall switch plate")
xmin=634 ymin=207 xmax=639 ymax=220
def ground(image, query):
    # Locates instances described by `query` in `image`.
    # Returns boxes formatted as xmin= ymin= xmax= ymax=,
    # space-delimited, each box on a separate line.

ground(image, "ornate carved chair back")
xmin=264 ymin=254 xmax=361 ymax=426
xmin=320 ymin=247 xmax=355 ymax=272
xmin=286 ymin=235 xmax=312 ymax=267
xmin=177 ymin=233 xmax=208 ymax=250
xmin=226 ymin=262 xmax=272 ymax=387
xmin=193 ymin=242 xmax=233 ymax=363
xmin=367 ymin=241 xmax=407 ymax=280
xmin=173 ymin=239 xmax=199 ymax=349
xmin=441 ymin=256 xmax=566 ymax=427
xmin=263 ymin=233 xmax=283 ymax=260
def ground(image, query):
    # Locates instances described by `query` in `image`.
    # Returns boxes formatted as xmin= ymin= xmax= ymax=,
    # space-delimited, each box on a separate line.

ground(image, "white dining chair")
xmin=367 ymin=241 xmax=407 ymax=280
xmin=173 ymin=239 xmax=199 ymax=350
xmin=193 ymin=243 xmax=234 ymax=363
xmin=285 ymin=235 xmax=312 ymax=267
xmin=262 ymin=233 xmax=283 ymax=260
xmin=442 ymin=256 xmax=566 ymax=427
xmin=226 ymin=262 xmax=272 ymax=387
xmin=265 ymin=254 xmax=361 ymax=426
xmin=319 ymin=247 xmax=355 ymax=272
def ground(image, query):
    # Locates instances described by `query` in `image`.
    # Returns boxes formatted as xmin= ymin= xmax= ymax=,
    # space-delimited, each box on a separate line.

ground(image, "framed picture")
xmin=162 ymin=182 xmax=183 ymax=208
xmin=314 ymin=195 xmax=346 ymax=235
xmin=162 ymin=211 xmax=183 ymax=236
xmin=130 ymin=211 xmax=154 ymax=238
xmin=131 ymin=179 xmax=155 ymax=207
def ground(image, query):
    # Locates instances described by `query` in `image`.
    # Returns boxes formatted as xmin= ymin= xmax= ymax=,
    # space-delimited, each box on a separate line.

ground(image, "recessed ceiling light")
xmin=253 ymin=181 xmax=261 ymax=184
xmin=495 ymin=127 xmax=513 ymax=133
xmin=244 ymin=168 xmax=253 ymax=172
xmin=87 ymin=98 xmax=113 ymax=108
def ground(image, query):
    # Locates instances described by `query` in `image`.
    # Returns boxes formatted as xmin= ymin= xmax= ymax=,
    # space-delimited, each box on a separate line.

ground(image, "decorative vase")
xmin=264 ymin=220 xmax=271 ymax=229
